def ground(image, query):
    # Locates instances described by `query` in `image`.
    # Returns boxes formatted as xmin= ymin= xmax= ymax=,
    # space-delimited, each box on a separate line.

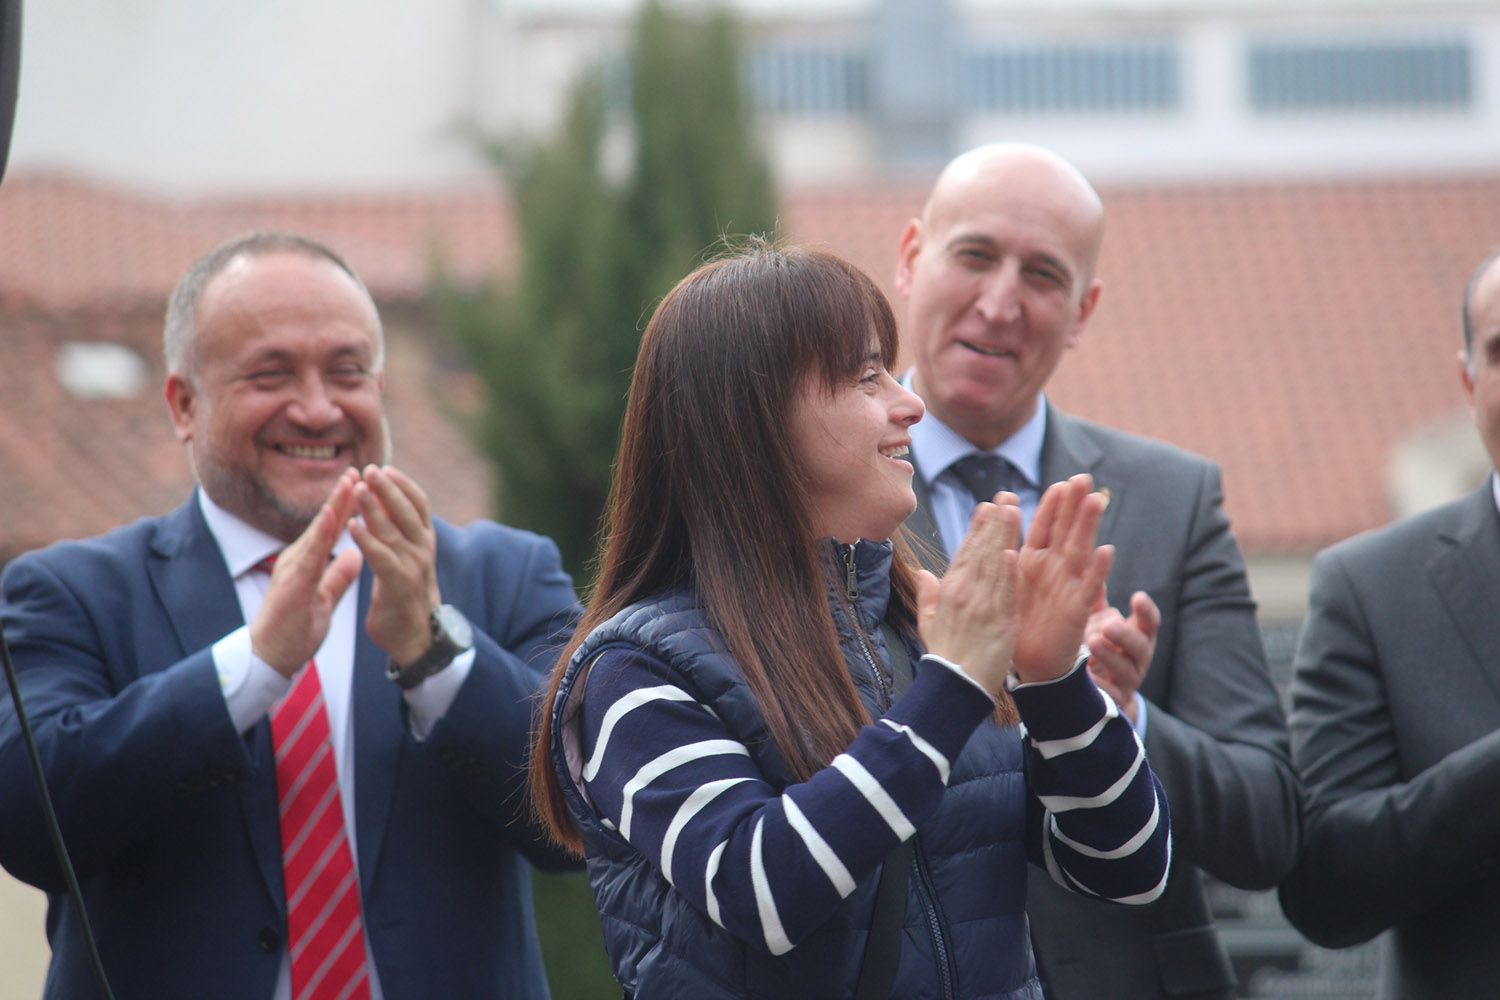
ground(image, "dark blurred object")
xmin=0 ymin=0 xmax=19 ymax=183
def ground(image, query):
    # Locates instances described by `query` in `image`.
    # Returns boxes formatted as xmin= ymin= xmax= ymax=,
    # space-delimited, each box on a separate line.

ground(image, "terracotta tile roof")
xmin=782 ymin=175 xmax=1500 ymax=553
xmin=0 ymin=173 xmax=512 ymax=313
xmin=1 ymin=170 xmax=1495 ymax=558
xmin=0 ymin=307 xmax=493 ymax=562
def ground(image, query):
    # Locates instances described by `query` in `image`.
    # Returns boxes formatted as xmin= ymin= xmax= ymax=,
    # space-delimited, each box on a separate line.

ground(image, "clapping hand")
xmin=1010 ymin=475 xmax=1114 ymax=684
xmin=348 ymin=465 xmax=443 ymax=669
xmin=1085 ymin=589 xmax=1160 ymax=723
xmin=250 ymin=469 xmax=365 ymax=677
xmin=915 ymin=495 xmax=1022 ymax=695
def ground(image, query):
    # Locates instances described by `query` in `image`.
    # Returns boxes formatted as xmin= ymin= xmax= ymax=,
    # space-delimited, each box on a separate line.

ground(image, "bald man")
xmin=895 ymin=144 xmax=1300 ymax=999
xmin=1278 ymin=250 xmax=1500 ymax=1000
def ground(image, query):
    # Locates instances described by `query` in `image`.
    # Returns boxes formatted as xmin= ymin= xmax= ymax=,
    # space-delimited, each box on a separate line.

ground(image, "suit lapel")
xmin=1039 ymin=405 xmax=1124 ymax=544
xmin=351 ymin=564 xmax=403 ymax=890
xmin=903 ymin=453 xmax=950 ymax=573
xmin=1427 ymin=486 xmax=1500 ymax=700
xmin=146 ymin=497 xmax=285 ymax=910
xmin=146 ymin=500 xmax=244 ymax=666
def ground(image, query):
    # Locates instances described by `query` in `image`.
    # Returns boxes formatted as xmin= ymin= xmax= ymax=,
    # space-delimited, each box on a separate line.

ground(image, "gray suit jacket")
xmin=907 ymin=405 xmax=1300 ymax=999
xmin=1278 ymin=483 xmax=1500 ymax=1000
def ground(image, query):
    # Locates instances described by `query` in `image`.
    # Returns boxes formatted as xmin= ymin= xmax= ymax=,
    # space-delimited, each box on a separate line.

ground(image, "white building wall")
xmin=472 ymin=10 xmax=625 ymax=140
xmin=956 ymin=8 xmax=1500 ymax=183
xmin=13 ymin=0 xmax=489 ymax=193
xmin=9 ymin=0 xmax=1500 ymax=194
xmin=764 ymin=118 xmax=878 ymax=183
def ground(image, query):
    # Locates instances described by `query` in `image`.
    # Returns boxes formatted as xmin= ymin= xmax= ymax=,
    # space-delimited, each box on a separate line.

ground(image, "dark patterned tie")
xmin=948 ymin=452 xmax=1022 ymax=505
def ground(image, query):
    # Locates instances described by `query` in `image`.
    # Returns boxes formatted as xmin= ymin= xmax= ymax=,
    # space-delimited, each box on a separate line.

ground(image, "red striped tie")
xmin=261 ymin=557 xmax=372 ymax=999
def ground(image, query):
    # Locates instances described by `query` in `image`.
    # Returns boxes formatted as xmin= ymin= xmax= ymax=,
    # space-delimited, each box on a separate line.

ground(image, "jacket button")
xmin=257 ymin=927 xmax=281 ymax=952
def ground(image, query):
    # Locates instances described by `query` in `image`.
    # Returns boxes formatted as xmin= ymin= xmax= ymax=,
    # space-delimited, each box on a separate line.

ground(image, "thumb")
xmin=319 ymin=548 xmax=365 ymax=609
xmin=915 ymin=569 xmax=941 ymax=631
xmin=1130 ymin=590 xmax=1162 ymax=639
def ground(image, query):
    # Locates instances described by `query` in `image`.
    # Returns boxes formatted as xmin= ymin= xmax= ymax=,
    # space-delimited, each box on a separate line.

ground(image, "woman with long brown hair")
xmin=530 ymin=242 xmax=1169 ymax=999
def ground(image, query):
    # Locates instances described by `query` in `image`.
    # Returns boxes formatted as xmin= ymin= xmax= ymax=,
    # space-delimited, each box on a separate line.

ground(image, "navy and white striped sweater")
xmin=578 ymin=641 xmax=1170 ymax=957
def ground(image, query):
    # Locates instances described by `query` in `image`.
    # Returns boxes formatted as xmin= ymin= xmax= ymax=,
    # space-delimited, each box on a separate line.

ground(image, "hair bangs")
xmin=761 ymin=248 xmax=901 ymax=395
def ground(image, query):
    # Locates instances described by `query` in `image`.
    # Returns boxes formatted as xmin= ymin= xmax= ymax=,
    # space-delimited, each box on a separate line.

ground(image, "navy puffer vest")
xmin=549 ymin=540 xmax=1043 ymax=999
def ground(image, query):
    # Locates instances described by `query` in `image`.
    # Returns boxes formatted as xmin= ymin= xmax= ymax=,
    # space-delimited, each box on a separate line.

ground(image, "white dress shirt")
xmin=199 ymin=489 xmax=475 ymax=1000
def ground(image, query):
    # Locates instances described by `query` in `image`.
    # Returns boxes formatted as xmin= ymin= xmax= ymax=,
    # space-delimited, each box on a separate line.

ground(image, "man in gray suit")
xmin=894 ymin=143 xmax=1301 ymax=999
xmin=1278 ymin=249 xmax=1500 ymax=1000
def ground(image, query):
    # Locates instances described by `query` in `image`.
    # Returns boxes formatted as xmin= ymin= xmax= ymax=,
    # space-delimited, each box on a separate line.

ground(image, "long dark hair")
xmin=531 ymin=241 xmax=923 ymax=851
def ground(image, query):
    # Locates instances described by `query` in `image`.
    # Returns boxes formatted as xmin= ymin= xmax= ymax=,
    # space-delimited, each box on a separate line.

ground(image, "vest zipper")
xmin=841 ymin=543 xmax=891 ymax=709
xmin=913 ymin=840 xmax=958 ymax=999
xmin=842 ymin=543 xmax=955 ymax=998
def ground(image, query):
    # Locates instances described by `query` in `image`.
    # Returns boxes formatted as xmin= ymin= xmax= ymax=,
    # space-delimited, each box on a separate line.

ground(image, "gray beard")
xmin=187 ymin=418 xmax=392 ymax=541
xmin=194 ymin=456 xmax=327 ymax=543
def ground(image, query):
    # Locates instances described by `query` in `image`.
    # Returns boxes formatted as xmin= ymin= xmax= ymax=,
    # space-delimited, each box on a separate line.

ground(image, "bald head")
xmin=922 ymin=144 xmax=1105 ymax=284
xmin=895 ymin=143 xmax=1106 ymax=449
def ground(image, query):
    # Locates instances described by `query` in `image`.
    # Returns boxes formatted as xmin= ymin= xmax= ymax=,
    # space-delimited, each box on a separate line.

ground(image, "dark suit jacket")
xmin=1279 ymin=483 xmax=1500 ymax=1000
xmin=906 ymin=405 xmax=1300 ymax=1000
xmin=0 ymin=495 xmax=581 ymax=999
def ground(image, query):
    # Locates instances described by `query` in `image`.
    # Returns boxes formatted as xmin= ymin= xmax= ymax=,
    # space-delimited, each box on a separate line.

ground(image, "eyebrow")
xmin=245 ymin=342 xmax=370 ymax=361
xmin=239 ymin=347 xmax=295 ymax=367
xmin=945 ymin=231 xmax=996 ymax=252
xmin=945 ymin=232 xmax=1073 ymax=280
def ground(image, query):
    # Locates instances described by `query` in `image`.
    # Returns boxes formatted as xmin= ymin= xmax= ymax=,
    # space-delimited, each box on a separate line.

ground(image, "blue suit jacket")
xmin=0 ymin=495 xmax=581 ymax=999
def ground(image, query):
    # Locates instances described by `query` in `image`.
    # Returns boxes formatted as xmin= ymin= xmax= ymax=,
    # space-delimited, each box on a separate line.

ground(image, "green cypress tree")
xmin=628 ymin=3 xmax=776 ymax=296
xmin=444 ymin=1 xmax=775 ymax=582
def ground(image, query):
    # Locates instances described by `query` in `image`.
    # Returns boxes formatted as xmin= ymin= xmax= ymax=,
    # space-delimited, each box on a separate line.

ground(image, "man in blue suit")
xmin=0 ymin=232 xmax=581 ymax=998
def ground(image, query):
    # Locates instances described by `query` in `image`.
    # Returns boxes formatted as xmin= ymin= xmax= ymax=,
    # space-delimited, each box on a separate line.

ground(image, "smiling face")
xmin=789 ymin=346 xmax=926 ymax=544
xmin=895 ymin=145 xmax=1104 ymax=450
xmin=165 ymin=249 xmax=389 ymax=541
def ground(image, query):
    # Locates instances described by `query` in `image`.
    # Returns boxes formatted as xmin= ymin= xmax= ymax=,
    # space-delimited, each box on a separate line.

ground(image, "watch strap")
xmin=386 ymin=605 xmax=471 ymax=690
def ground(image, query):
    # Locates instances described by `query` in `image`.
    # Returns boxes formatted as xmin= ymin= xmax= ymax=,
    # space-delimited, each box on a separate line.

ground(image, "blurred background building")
xmin=18 ymin=0 xmax=1500 ymax=190
xmin=3 ymin=0 xmax=1499 ymax=996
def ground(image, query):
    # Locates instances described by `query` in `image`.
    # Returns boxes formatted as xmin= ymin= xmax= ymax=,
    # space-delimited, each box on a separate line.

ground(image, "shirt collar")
xmin=196 ymin=488 xmax=355 ymax=578
xmin=905 ymin=381 xmax=1048 ymax=490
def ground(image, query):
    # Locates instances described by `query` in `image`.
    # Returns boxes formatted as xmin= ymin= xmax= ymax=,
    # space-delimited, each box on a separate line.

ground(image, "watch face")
xmin=434 ymin=604 xmax=474 ymax=649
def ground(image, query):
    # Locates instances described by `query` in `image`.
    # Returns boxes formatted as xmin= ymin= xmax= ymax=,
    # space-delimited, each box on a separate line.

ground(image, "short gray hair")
xmin=163 ymin=231 xmax=382 ymax=378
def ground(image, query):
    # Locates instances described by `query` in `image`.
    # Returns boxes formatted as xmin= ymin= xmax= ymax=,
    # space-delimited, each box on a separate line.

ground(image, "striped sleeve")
xmin=577 ymin=645 xmax=996 ymax=955
xmin=1011 ymin=655 xmax=1172 ymax=904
